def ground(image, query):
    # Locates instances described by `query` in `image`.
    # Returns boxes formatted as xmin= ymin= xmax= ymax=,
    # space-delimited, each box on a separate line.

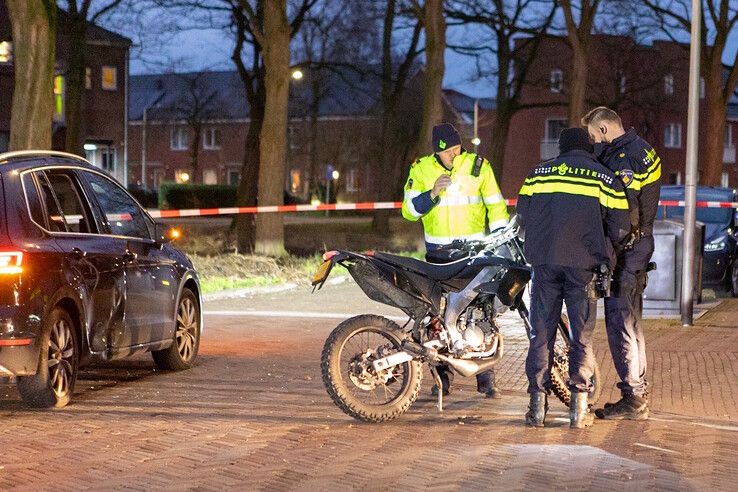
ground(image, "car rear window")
xmin=23 ymin=170 xmax=94 ymax=234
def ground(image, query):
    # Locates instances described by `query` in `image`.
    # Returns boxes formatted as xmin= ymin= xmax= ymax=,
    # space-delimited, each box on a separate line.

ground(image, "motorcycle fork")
xmin=429 ymin=364 xmax=444 ymax=412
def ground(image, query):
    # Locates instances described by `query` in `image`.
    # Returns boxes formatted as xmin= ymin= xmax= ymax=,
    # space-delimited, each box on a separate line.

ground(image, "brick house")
xmin=500 ymin=34 xmax=738 ymax=197
xmin=0 ymin=2 xmax=131 ymax=183
xmin=127 ymin=67 xmax=492 ymax=202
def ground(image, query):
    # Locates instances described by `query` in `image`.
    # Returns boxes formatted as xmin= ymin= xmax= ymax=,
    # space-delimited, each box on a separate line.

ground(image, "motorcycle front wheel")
xmin=549 ymin=315 xmax=603 ymax=407
xmin=321 ymin=315 xmax=423 ymax=423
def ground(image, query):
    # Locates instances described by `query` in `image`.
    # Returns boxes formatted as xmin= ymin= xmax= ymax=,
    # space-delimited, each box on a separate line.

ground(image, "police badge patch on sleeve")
xmin=619 ymin=169 xmax=634 ymax=187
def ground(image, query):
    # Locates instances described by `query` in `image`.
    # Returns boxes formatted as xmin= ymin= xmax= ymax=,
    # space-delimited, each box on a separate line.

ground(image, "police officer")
xmin=582 ymin=107 xmax=662 ymax=420
xmin=402 ymin=122 xmax=509 ymax=398
xmin=516 ymin=128 xmax=630 ymax=428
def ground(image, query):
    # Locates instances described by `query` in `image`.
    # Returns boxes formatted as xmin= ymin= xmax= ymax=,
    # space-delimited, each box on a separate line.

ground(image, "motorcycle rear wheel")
xmin=549 ymin=315 xmax=603 ymax=407
xmin=321 ymin=315 xmax=422 ymax=423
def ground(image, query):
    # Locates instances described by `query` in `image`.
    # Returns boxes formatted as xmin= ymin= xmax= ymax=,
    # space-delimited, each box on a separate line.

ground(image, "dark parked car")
xmin=658 ymin=185 xmax=738 ymax=296
xmin=0 ymin=151 xmax=202 ymax=407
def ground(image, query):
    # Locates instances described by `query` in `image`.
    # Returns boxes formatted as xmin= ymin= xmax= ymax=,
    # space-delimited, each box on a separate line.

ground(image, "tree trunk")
xmin=568 ymin=42 xmax=588 ymax=126
xmin=7 ymin=0 xmax=56 ymax=150
xmin=235 ymin=94 xmax=264 ymax=253
xmin=416 ymin=0 xmax=445 ymax=156
xmin=254 ymin=0 xmax=291 ymax=256
xmin=190 ymin=122 xmax=202 ymax=182
xmin=702 ymin=57 xmax=727 ymax=186
xmin=64 ymin=17 xmax=87 ymax=155
xmin=489 ymin=106 xmax=512 ymax=186
xmin=308 ymin=73 xmax=320 ymax=199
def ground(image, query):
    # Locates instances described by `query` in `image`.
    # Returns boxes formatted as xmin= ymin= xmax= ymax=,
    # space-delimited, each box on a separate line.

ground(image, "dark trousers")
xmin=526 ymin=264 xmax=597 ymax=394
xmin=604 ymin=236 xmax=653 ymax=398
xmin=426 ymin=247 xmax=495 ymax=392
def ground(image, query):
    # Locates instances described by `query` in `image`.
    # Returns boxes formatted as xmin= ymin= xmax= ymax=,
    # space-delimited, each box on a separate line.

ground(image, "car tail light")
xmin=0 ymin=252 xmax=23 ymax=275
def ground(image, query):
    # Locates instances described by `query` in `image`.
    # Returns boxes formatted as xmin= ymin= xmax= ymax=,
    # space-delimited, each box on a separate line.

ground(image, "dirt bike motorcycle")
xmin=312 ymin=218 xmax=602 ymax=423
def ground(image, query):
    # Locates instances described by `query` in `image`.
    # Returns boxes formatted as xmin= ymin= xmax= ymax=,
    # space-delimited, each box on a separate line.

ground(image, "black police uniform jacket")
xmin=516 ymin=149 xmax=632 ymax=271
xmin=597 ymin=128 xmax=662 ymax=238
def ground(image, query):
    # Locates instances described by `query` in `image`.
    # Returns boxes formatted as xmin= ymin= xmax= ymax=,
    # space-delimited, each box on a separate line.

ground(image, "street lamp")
xmin=292 ymin=69 xmax=304 ymax=81
xmin=326 ymin=168 xmax=339 ymax=216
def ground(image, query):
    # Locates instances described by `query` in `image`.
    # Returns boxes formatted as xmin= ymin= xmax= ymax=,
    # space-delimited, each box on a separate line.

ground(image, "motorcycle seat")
xmin=372 ymin=252 xmax=470 ymax=280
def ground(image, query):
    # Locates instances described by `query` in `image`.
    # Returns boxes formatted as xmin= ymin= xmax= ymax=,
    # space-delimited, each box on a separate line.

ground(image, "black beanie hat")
xmin=432 ymin=123 xmax=461 ymax=153
xmin=559 ymin=127 xmax=594 ymax=154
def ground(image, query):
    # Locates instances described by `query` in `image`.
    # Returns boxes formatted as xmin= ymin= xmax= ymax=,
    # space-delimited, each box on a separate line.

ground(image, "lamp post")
xmin=473 ymin=98 xmax=480 ymax=153
xmin=325 ymin=168 xmax=339 ymax=216
xmin=681 ymin=0 xmax=701 ymax=326
xmin=141 ymin=93 xmax=164 ymax=189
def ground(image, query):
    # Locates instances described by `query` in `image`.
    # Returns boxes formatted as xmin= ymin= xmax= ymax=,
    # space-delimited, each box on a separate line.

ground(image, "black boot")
xmin=594 ymin=394 xmax=649 ymax=420
xmin=525 ymin=392 xmax=547 ymax=427
xmin=570 ymin=392 xmax=594 ymax=429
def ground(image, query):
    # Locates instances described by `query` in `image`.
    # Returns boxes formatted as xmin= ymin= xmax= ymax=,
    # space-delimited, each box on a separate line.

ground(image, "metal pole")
xmin=142 ymin=106 xmax=147 ymax=189
xmin=681 ymin=0 xmax=701 ymax=326
xmin=473 ymin=98 xmax=479 ymax=154
xmin=123 ymin=52 xmax=129 ymax=188
xmin=325 ymin=177 xmax=330 ymax=217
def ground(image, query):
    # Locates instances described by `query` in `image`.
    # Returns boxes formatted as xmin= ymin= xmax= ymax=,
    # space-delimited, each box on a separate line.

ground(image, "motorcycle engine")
xmin=449 ymin=306 xmax=498 ymax=356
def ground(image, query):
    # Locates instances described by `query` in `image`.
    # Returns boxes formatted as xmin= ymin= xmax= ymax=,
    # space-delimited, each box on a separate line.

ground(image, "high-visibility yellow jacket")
xmin=402 ymin=151 xmax=509 ymax=246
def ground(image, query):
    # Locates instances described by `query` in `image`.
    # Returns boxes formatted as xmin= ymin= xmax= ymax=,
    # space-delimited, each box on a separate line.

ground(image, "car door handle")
xmin=122 ymin=250 xmax=137 ymax=263
xmin=71 ymin=247 xmax=87 ymax=258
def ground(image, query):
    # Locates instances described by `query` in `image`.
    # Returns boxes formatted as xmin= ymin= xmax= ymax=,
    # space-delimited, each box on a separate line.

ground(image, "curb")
xmin=202 ymin=275 xmax=349 ymax=301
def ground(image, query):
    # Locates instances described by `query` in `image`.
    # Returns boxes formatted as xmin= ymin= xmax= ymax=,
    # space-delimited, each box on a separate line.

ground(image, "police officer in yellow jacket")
xmin=402 ymin=123 xmax=509 ymax=397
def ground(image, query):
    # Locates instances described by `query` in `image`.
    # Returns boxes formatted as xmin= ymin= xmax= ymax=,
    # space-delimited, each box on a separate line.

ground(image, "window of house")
xmin=101 ymin=66 xmax=117 ymax=91
xmin=669 ymin=171 xmax=682 ymax=185
xmin=288 ymin=125 xmax=299 ymax=150
xmin=85 ymin=67 xmax=92 ymax=90
xmin=153 ymin=170 xmax=166 ymax=188
xmin=53 ymin=75 xmax=64 ymax=122
xmin=619 ymin=73 xmax=626 ymax=94
xmin=664 ymin=74 xmax=674 ymax=96
xmin=664 ymin=123 xmax=682 ymax=148
xmin=203 ymin=169 xmax=218 ymax=185
xmin=228 ymin=169 xmax=240 ymax=186
xmin=346 ymin=168 xmax=360 ymax=192
xmin=726 ymin=124 xmax=733 ymax=148
xmin=550 ymin=69 xmax=563 ymax=93
xmin=700 ymin=77 xmax=705 ymax=99
xmin=203 ymin=128 xmax=221 ymax=150
xmin=0 ymin=41 xmax=12 ymax=64
xmin=545 ymin=118 xmax=568 ymax=141
xmin=289 ymin=169 xmax=301 ymax=193
xmin=721 ymin=172 xmax=730 ymax=188
xmin=101 ymin=148 xmax=116 ymax=174
xmin=170 ymin=127 xmax=188 ymax=150
xmin=175 ymin=169 xmax=191 ymax=184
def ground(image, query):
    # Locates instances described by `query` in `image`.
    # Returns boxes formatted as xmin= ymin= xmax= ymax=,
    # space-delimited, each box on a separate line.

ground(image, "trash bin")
xmin=643 ymin=219 xmax=704 ymax=313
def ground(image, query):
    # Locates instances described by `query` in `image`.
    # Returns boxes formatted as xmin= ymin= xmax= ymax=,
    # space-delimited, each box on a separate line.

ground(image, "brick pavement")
xmin=0 ymin=282 xmax=737 ymax=491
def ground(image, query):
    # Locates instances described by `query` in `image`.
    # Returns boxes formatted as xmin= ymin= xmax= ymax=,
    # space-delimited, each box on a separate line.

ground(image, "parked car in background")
xmin=657 ymin=185 xmax=738 ymax=296
xmin=0 ymin=151 xmax=202 ymax=408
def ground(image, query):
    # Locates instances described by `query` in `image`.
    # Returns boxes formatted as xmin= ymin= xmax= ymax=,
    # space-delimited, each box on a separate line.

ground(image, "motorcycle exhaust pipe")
xmin=403 ymin=337 xmax=505 ymax=378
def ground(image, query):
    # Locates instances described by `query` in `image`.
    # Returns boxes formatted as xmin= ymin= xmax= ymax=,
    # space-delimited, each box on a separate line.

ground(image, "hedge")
xmin=158 ymin=183 xmax=237 ymax=210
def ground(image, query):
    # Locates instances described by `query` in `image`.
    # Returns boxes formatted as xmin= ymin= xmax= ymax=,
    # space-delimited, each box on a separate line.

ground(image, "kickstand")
xmin=430 ymin=364 xmax=443 ymax=412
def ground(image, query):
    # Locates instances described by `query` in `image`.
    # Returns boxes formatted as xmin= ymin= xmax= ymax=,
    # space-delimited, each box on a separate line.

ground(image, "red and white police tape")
xmin=147 ymin=199 xmax=738 ymax=219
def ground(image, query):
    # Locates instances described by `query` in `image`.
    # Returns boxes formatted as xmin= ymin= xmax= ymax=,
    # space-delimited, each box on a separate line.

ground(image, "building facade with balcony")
xmin=0 ymin=2 xmax=131 ymax=183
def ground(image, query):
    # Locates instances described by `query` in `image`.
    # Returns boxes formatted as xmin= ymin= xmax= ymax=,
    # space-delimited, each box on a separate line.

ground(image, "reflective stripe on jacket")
xmin=401 ymin=151 xmax=509 ymax=245
xmin=516 ymin=149 xmax=631 ymax=270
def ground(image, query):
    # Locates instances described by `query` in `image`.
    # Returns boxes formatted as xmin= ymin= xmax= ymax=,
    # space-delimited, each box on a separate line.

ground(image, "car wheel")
xmin=152 ymin=288 xmax=200 ymax=370
xmin=731 ymin=261 xmax=738 ymax=298
xmin=17 ymin=308 xmax=79 ymax=408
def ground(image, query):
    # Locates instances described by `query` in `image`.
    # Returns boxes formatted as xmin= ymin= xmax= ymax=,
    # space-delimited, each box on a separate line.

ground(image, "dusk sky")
xmin=123 ymin=17 xmax=738 ymax=100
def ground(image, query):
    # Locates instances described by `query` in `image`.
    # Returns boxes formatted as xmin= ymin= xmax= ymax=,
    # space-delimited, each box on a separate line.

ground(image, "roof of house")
xmin=129 ymin=68 xmax=491 ymax=122
xmin=57 ymin=9 xmax=132 ymax=47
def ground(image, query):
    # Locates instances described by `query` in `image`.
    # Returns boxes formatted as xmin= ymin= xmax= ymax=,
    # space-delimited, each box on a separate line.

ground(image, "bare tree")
xmin=445 ymin=0 xmax=559 ymax=183
xmin=641 ymin=0 xmax=738 ymax=185
xmin=561 ymin=0 xmax=601 ymax=126
xmin=58 ymin=1 xmax=126 ymax=155
xmin=242 ymin=0 xmax=291 ymax=256
xmin=372 ymin=0 xmax=423 ymax=232
xmin=166 ymin=72 xmax=222 ymax=182
xmin=7 ymin=0 xmax=57 ymax=150
xmin=413 ymin=0 xmax=446 ymax=155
